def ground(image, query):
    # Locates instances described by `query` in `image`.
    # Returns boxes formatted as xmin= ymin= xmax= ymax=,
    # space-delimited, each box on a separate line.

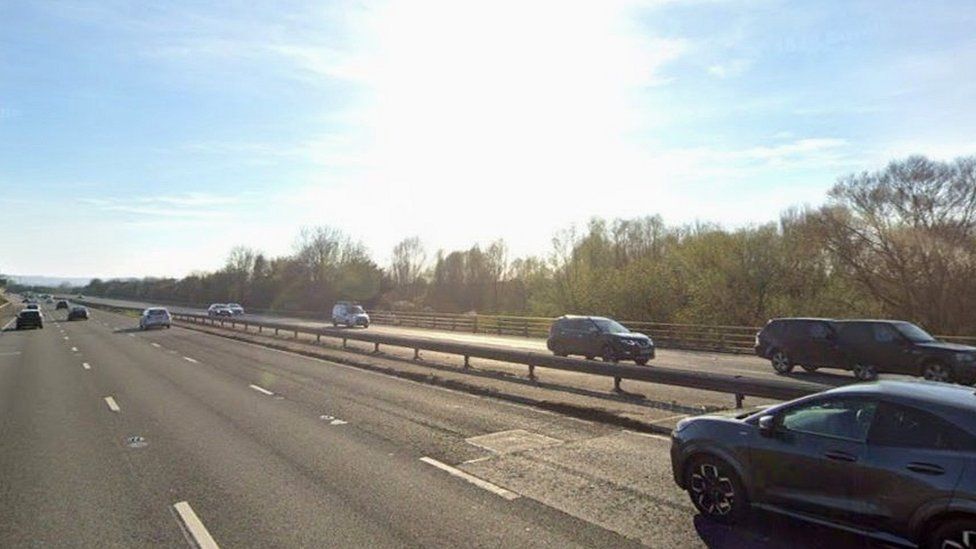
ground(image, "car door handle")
xmin=906 ymin=462 xmax=946 ymax=476
xmin=824 ymin=450 xmax=857 ymax=462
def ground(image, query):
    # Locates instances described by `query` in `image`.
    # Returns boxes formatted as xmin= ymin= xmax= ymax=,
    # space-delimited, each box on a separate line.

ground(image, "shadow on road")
xmin=113 ymin=327 xmax=144 ymax=334
xmin=693 ymin=512 xmax=884 ymax=548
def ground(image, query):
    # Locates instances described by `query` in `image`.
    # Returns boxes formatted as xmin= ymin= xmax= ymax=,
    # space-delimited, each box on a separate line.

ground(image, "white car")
xmin=331 ymin=302 xmax=369 ymax=328
xmin=140 ymin=308 xmax=171 ymax=330
xmin=227 ymin=303 xmax=245 ymax=315
xmin=207 ymin=303 xmax=233 ymax=317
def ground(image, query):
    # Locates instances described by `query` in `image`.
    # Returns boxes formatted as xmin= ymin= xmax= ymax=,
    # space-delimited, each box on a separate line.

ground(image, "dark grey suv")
xmin=547 ymin=316 xmax=654 ymax=365
xmin=756 ymin=318 xmax=976 ymax=383
xmin=671 ymin=381 xmax=976 ymax=548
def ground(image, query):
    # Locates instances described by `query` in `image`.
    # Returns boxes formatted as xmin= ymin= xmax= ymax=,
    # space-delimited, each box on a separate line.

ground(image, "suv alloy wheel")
xmin=928 ymin=518 xmax=976 ymax=549
xmin=852 ymin=363 xmax=878 ymax=381
xmin=922 ymin=361 xmax=953 ymax=383
xmin=685 ymin=455 xmax=747 ymax=524
xmin=770 ymin=349 xmax=794 ymax=374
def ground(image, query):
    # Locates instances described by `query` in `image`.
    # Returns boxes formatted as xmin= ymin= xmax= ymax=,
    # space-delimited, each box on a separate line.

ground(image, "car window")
xmin=780 ymin=398 xmax=877 ymax=441
xmin=872 ymin=323 xmax=899 ymax=343
xmin=868 ymin=402 xmax=970 ymax=450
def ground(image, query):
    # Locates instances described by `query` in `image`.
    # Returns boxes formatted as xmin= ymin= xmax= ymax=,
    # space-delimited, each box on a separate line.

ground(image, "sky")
xmin=1 ymin=0 xmax=975 ymax=279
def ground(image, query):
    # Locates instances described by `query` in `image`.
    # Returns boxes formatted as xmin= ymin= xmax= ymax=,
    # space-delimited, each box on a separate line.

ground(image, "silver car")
xmin=139 ymin=308 xmax=172 ymax=330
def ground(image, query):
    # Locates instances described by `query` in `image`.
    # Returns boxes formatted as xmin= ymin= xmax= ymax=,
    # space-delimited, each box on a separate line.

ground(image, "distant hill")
xmin=6 ymin=275 xmax=93 ymax=288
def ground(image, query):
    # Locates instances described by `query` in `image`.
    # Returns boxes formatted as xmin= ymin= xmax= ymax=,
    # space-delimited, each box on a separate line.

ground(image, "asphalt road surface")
xmin=0 ymin=299 xmax=875 ymax=548
xmin=78 ymin=296 xmax=863 ymax=387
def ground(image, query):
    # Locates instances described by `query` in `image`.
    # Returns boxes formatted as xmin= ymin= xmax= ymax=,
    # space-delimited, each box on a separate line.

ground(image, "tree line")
xmin=57 ymin=155 xmax=976 ymax=334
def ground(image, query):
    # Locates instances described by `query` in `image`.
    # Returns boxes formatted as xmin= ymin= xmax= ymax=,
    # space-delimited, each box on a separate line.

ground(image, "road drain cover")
xmin=126 ymin=435 xmax=148 ymax=448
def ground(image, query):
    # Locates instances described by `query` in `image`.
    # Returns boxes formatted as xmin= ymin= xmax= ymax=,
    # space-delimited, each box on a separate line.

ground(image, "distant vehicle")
xmin=77 ymin=294 xmax=85 ymax=299
xmin=756 ymin=318 xmax=976 ymax=383
xmin=16 ymin=309 xmax=43 ymax=330
xmin=227 ymin=303 xmax=245 ymax=315
xmin=139 ymin=308 xmax=171 ymax=330
xmin=331 ymin=301 xmax=369 ymax=328
xmin=21 ymin=297 xmax=30 ymax=303
xmin=55 ymin=299 xmax=69 ymax=310
xmin=671 ymin=380 xmax=976 ymax=549
xmin=45 ymin=297 xmax=54 ymax=304
xmin=24 ymin=303 xmax=39 ymax=311
xmin=67 ymin=306 xmax=89 ymax=321
xmin=207 ymin=303 xmax=233 ymax=317
xmin=547 ymin=315 xmax=654 ymax=365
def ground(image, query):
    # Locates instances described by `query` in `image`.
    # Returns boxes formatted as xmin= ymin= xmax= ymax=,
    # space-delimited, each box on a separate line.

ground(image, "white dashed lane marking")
xmin=249 ymin=384 xmax=274 ymax=396
xmin=82 ymin=362 xmax=91 ymax=370
xmin=172 ymin=501 xmax=220 ymax=549
xmin=183 ymin=356 xmax=198 ymax=364
xmin=419 ymin=457 xmax=520 ymax=500
xmin=104 ymin=396 xmax=121 ymax=413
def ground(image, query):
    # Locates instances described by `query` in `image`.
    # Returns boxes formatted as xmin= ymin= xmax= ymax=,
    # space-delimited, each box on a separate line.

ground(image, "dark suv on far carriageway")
xmin=755 ymin=318 xmax=976 ymax=384
xmin=547 ymin=316 xmax=654 ymax=365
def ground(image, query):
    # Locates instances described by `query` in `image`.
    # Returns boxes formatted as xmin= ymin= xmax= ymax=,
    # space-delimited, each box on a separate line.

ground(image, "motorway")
xmin=0 ymin=299 xmax=872 ymax=547
xmin=79 ymin=296 xmax=861 ymax=387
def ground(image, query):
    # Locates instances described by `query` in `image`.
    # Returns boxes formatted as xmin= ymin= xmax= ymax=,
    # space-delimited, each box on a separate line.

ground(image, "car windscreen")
xmin=147 ymin=309 xmax=169 ymax=316
xmin=349 ymin=306 xmax=365 ymax=314
xmin=894 ymin=322 xmax=936 ymax=343
xmin=592 ymin=318 xmax=629 ymax=334
xmin=20 ymin=311 xmax=40 ymax=318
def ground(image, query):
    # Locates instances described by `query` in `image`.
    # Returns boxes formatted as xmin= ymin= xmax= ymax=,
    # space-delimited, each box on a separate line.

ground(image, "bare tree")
xmin=390 ymin=237 xmax=426 ymax=287
xmin=818 ymin=155 xmax=976 ymax=332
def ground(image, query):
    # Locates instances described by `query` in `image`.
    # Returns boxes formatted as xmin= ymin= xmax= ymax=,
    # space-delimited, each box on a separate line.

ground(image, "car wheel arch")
xmin=913 ymin=500 xmax=976 ymax=543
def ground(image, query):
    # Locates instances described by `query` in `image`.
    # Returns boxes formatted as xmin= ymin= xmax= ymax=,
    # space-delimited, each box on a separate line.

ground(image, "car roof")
xmin=767 ymin=317 xmax=834 ymax=323
xmin=824 ymin=380 xmax=976 ymax=412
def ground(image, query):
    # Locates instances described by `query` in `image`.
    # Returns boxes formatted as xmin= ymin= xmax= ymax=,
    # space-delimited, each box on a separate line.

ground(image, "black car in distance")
xmin=755 ymin=318 xmax=976 ymax=383
xmin=547 ymin=315 xmax=654 ymax=365
xmin=55 ymin=299 xmax=69 ymax=310
xmin=67 ymin=306 xmax=89 ymax=321
xmin=15 ymin=309 xmax=43 ymax=330
xmin=671 ymin=380 xmax=976 ymax=548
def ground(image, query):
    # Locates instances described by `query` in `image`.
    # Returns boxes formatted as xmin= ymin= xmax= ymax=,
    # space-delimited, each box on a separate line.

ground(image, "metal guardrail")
xmin=76 ymin=299 xmax=828 ymax=407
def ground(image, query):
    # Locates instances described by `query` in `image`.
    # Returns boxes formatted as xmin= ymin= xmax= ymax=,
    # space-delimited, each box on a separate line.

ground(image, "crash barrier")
xmin=75 ymin=299 xmax=829 ymax=408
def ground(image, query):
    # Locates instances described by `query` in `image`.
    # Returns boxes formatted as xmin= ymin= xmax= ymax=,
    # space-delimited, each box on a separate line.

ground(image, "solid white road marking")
xmin=419 ymin=457 xmax=520 ymax=500
xmin=0 ymin=351 xmax=22 ymax=356
xmin=173 ymin=501 xmax=220 ymax=549
xmin=249 ymin=384 xmax=274 ymax=396
xmin=2 ymin=318 xmax=16 ymax=331
xmin=104 ymin=396 xmax=121 ymax=412
xmin=183 ymin=356 xmax=198 ymax=364
xmin=82 ymin=362 xmax=91 ymax=370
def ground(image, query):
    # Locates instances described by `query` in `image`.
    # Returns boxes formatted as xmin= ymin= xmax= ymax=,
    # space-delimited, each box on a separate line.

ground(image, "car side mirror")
xmin=758 ymin=415 xmax=776 ymax=438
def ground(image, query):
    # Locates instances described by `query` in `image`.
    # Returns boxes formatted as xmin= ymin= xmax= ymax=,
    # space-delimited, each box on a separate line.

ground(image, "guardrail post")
xmin=342 ymin=338 xmax=347 ymax=349
xmin=258 ymin=325 xmax=262 ymax=333
xmin=414 ymin=348 xmax=420 ymax=360
xmin=735 ymin=393 xmax=744 ymax=409
xmin=293 ymin=329 xmax=298 ymax=339
xmin=613 ymin=377 xmax=622 ymax=393
xmin=274 ymin=328 xmax=279 ymax=335
xmin=316 ymin=333 xmax=321 ymax=343
xmin=523 ymin=321 xmax=528 ymax=337
xmin=473 ymin=317 xmax=478 ymax=334
xmin=528 ymin=364 xmax=536 ymax=381
xmin=374 ymin=342 xmax=380 ymax=353
xmin=463 ymin=355 xmax=470 ymax=369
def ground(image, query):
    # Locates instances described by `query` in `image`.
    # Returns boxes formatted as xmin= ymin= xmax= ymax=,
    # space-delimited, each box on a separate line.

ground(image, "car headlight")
xmin=621 ymin=339 xmax=636 ymax=346
xmin=955 ymin=353 xmax=976 ymax=363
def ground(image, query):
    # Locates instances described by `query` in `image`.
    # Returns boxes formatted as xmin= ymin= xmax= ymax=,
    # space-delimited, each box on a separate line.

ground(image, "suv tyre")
xmin=927 ymin=518 xmax=976 ymax=549
xmin=852 ymin=363 xmax=878 ymax=381
xmin=922 ymin=361 xmax=953 ymax=383
xmin=770 ymin=349 xmax=794 ymax=374
xmin=685 ymin=455 xmax=748 ymax=525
